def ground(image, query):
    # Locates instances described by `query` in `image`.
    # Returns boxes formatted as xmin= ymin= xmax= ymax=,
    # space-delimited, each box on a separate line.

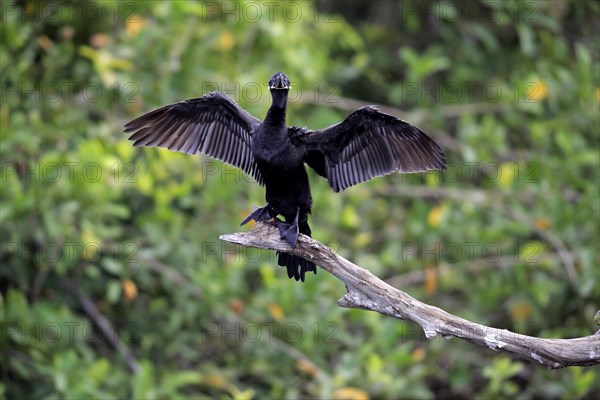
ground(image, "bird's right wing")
xmin=295 ymin=106 xmax=446 ymax=192
xmin=124 ymin=92 xmax=264 ymax=184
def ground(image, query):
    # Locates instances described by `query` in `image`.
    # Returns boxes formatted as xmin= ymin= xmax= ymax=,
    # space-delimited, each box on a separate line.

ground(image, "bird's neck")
xmin=265 ymin=91 xmax=288 ymax=126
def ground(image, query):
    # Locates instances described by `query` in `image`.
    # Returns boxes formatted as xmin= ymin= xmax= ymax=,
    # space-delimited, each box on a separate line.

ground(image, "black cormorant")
xmin=124 ymin=72 xmax=446 ymax=281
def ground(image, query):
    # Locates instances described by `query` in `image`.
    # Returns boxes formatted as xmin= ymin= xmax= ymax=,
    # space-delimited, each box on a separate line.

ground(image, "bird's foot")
xmin=278 ymin=221 xmax=299 ymax=248
xmin=277 ymin=208 xmax=300 ymax=248
xmin=240 ymin=205 xmax=274 ymax=226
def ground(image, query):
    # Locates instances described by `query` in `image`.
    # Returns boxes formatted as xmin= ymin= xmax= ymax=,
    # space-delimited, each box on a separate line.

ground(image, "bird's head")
xmin=269 ymin=72 xmax=290 ymax=91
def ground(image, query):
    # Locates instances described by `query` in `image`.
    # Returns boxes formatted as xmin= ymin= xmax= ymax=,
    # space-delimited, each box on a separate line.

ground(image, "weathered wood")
xmin=220 ymin=222 xmax=600 ymax=369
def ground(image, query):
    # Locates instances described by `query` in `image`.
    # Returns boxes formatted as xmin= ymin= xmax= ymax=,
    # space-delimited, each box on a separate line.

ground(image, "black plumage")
xmin=124 ymin=72 xmax=446 ymax=281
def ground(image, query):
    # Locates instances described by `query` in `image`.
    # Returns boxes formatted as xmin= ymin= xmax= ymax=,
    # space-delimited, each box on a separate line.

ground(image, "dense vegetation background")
xmin=1 ymin=0 xmax=599 ymax=398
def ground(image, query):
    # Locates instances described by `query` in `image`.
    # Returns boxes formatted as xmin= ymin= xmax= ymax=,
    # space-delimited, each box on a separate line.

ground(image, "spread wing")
xmin=124 ymin=92 xmax=263 ymax=184
xmin=297 ymin=106 xmax=446 ymax=192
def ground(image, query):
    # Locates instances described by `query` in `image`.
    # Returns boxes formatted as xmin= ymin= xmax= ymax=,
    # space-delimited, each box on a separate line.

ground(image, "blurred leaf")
xmin=332 ymin=387 xmax=370 ymax=400
xmin=132 ymin=361 xmax=157 ymax=400
xmin=122 ymin=278 xmax=138 ymax=302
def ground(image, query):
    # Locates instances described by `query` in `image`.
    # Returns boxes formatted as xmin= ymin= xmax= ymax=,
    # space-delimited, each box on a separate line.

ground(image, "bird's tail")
xmin=277 ymin=220 xmax=317 ymax=282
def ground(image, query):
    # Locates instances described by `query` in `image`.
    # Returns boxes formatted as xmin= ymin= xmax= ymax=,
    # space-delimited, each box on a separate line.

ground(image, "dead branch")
xmin=61 ymin=279 xmax=142 ymax=374
xmin=220 ymin=222 xmax=600 ymax=369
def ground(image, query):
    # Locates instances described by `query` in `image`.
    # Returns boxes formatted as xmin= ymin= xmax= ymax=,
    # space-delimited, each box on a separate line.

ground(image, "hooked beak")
xmin=270 ymin=75 xmax=289 ymax=90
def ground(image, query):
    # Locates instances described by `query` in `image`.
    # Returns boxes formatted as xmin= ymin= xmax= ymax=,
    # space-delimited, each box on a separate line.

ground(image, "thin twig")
xmin=138 ymin=253 xmax=204 ymax=298
xmin=306 ymin=95 xmax=510 ymax=122
xmin=386 ymin=254 xmax=550 ymax=288
xmin=301 ymin=95 xmax=509 ymax=152
xmin=220 ymin=222 xmax=600 ymax=369
xmin=31 ymin=266 xmax=50 ymax=301
xmin=380 ymin=185 xmax=579 ymax=286
xmin=503 ymin=207 xmax=578 ymax=285
xmin=379 ymin=185 xmax=490 ymax=203
xmin=61 ymin=279 xmax=142 ymax=374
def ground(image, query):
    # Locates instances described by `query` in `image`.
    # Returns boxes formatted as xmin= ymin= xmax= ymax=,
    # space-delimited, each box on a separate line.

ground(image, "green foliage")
xmin=482 ymin=357 xmax=524 ymax=397
xmin=1 ymin=0 xmax=599 ymax=398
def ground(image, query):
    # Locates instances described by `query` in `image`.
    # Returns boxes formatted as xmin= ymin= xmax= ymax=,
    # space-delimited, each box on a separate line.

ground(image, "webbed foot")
xmin=277 ymin=208 xmax=300 ymax=248
xmin=241 ymin=204 xmax=275 ymax=226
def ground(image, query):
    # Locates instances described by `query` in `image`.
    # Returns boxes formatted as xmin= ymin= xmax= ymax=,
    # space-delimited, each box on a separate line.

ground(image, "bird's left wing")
xmin=295 ymin=106 xmax=446 ymax=192
xmin=124 ymin=92 xmax=264 ymax=184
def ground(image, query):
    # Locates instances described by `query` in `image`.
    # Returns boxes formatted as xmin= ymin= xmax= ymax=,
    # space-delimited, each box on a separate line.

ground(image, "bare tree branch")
xmin=220 ymin=222 xmax=600 ymax=369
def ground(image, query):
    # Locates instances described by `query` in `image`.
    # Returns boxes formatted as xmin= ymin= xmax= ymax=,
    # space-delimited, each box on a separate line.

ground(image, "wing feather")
xmin=297 ymin=106 xmax=446 ymax=192
xmin=124 ymin=92 xmax=263 ymax=184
